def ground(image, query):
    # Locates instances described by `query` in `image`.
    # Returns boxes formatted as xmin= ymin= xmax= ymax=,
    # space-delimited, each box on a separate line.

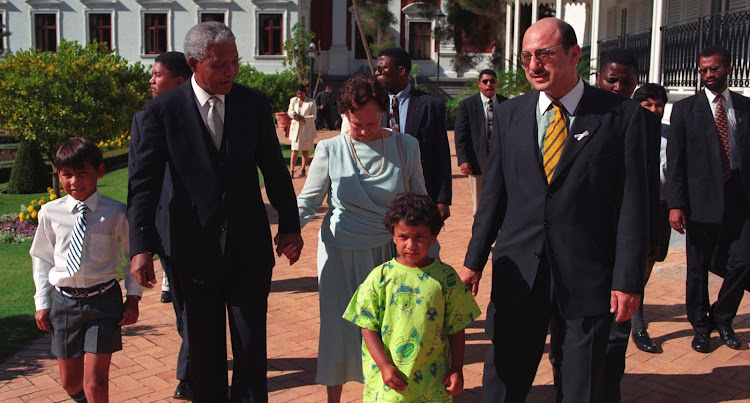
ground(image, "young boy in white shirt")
xmin=31 ymin=137 xmax=142 ymax=402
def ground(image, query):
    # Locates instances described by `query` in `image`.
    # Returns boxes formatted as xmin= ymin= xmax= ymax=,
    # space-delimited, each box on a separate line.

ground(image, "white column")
xmin=327 ymin=2 xmax=350 ymax=75
xmin=531 ymin=0 xmax=538 ymax=22
xmin=649 ymin=0 xmax=665 ymax=84
xmin=556 ymin=0 xmax=563 ymax=18
xmin=589 ymin=0 xmax=600 ymax=85
xmin=513 ymin=0 xmax=521 ymax=70
xmin=505 ymin=1 xmax=513 ymax=69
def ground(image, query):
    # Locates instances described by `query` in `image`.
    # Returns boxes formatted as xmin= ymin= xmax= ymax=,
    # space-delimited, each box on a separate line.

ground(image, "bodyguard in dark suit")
xmin=376 ymin=47 xmax=452 ymax=220
xmin=128 ymin=22 xmax=303 ymax=402
xmin=460 ymin=19 xmax=649 ymax=402
xmin=454 ymin=69 xmax=508 ymax=215
xmin=667 ymin=46 xmax=750 ymax=353
xmin=127 ymin=51 xmax=194 ymax=400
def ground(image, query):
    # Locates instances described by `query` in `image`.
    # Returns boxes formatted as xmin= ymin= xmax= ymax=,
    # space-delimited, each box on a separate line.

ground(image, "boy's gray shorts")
xmin=49 ymin=280 xmax=124 ymax=359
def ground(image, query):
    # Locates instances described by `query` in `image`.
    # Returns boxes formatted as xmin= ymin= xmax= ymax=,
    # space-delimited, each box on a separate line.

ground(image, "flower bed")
xmin=0 ymin=214 xmax=36 ymax=243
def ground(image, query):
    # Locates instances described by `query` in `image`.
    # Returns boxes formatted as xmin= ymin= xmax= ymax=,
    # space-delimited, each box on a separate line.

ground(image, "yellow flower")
xmin=47 ymin=187 xmax=53 ymax=192
xmin=31 ymin=210 xmax=38 ymax=219
xmin=49 ymin=194 xmax=58 ymax=201
xmin=30 ymin=200 xmax=37 ymax=205
xmin=27 ymin=205 xmax=35 ymax=213
xmin=19 ymin=212 xmax=25 ymax=221
xmin=39 ymin=199 xmax=46 ymax=205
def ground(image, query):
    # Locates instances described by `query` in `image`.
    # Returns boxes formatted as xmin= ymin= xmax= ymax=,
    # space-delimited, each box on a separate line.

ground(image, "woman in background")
xmin=287 ymin=84 xmax=317 ymax=177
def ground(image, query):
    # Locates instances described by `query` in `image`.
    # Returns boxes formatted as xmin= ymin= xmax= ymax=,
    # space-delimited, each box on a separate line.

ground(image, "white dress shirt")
xmin=191 ymin=76 xmax=226 ymax=129
xmin=704 ymin=87 xmax=739 ymax=169
xmin=30 ymin=191 xmax=142 ymax=310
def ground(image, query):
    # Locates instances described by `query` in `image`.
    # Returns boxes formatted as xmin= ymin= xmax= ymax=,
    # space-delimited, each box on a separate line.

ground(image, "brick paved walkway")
xmin=2 ymin=130 xmax=750 ymax=402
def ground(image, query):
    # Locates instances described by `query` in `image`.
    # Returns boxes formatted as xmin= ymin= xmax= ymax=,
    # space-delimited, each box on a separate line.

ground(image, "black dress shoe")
xmin=160 ymin=291 xmax=172 ymax=303
xmin=632 ymin=330 xmax=657 ymax=353
xmin=173 ymin=380 xmax=193 ymax=400
xmin=691 ymin=332 xmax=710 ymax=353
xmin=718 ymin=326 xmax=743 ymax=350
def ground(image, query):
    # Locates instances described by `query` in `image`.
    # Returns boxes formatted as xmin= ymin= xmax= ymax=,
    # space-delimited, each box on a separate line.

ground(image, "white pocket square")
xmin=573 ymin=131 xmax=590 ymax=141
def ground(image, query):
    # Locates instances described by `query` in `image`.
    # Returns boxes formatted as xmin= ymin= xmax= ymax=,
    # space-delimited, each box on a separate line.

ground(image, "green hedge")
xmin=0 ymin=147 xmax=129 ymax=187
xmin=234 ymin=65 xmax=299 ymax=116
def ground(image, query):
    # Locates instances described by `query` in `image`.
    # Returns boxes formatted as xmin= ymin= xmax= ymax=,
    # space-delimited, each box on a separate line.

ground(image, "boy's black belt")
xmin=56 ymin=279 xmax=117 ymax=299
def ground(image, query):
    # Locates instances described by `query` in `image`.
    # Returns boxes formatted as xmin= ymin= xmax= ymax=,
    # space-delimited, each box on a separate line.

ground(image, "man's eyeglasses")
xmin=375 ymin=65 xmax=401 ymax=74
xmin=481 ymin=79 xmax=497 ymax=85
xmin=519 ymin=44 xmax=565 ymax=67
xmin=698 ymin=66 xmax=724 ymax=75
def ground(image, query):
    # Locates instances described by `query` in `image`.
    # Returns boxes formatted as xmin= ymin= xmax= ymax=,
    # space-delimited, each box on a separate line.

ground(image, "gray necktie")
xmin=207 ymin=96 xmax=223 ymax=149
xmin=65 ymin=202 xmax=88 ymax=277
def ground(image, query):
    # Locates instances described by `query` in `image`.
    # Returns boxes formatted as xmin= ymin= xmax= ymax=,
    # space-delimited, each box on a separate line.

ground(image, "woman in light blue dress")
xmin=296 ymin=74 xmax=427 ymax=402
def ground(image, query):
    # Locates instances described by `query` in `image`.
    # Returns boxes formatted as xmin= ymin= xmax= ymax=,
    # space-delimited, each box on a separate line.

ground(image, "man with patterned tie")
xmin=454 ymin=69 xmax=508 ymax=216
xmin=667 ymin=46 xmax=750 ymax=353
xmin=460 ymin=18 xmax=649 ymax=402
xmin=375 ymin=47 xmax=452 ymax=221
xmin=128 ymin=22 xmax=303 ymax=402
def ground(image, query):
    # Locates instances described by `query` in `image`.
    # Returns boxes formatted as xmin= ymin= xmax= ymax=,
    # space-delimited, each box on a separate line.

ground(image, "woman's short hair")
xmin=337 ymin=74 xmax=389 ymax=114
xmin=296 ymin=84 xmax=307 ymax=93
xmin=384 ymin=192 xmax=444 ymax=236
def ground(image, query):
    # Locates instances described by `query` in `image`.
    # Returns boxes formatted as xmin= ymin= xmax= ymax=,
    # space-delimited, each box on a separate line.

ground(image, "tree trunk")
xmin=352 ymin=0 xmax=375 ymax=74
xmin=46 ymin=149 xmax=60 ymax=197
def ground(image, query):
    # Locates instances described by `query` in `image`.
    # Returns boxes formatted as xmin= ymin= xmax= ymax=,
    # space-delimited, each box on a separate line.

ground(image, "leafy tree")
xmin=7 ymin=140 xmax=49 ymax=194
xmin=0 ymin=40 xmax=149 ymax=194
xmin=445 ymin=0 xmax=506 ymax=71
xmin=234 ymin=65 xmax=298 ymax=113
xmin=283 ymin=22 xmax=316 ymax=87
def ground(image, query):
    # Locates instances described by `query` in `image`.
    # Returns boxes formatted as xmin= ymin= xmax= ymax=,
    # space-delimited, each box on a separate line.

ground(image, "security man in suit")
xmin=128 ymin=22 xmax=303 ymax=402
xmin=667 ymin=46 xmax=750 ymax=353
xmin=454 ymin=69 xmax=508 ymax=216
xmin=375 ymin=47 xmax=452 ymax=220
xmin=127 ymin=51 xmax=194 ymax=400
xmin=460 ymin=18 xmax=649 ymax=402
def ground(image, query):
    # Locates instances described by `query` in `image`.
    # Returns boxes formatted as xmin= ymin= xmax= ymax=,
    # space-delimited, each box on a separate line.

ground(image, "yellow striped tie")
xmin=543 ymin=100 xmax=568 ymax=182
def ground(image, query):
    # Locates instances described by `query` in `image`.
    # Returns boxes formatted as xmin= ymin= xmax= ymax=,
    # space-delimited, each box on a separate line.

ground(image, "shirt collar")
xmin=392 ymin=84 xmax=412 ymax=102
xmin=479 ymin=92 xmax=495 ymax=105
xmin=704 ymin=86 xmax=732 ymax=105
xmin=538 ymin=77 xmax=584 ymax=116
xmin=66 ymin=190 xmax=100 ymax=213
xmin=191 ymin=76 xmax=226 ymax=107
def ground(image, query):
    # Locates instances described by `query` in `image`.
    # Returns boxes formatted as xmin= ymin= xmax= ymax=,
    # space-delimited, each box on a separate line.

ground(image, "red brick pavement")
xmin=2 ymin=129 xmax=750 ymax=402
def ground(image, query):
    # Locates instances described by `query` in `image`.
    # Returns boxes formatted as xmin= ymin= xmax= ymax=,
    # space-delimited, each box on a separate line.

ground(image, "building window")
xmin=201 ymin=13 xmax=225 ymax=23
xmin=145 ymin=13 xmax=168 ymax=54
xmin=0 ymin=14 xmax=4 ymax=54
xmin=34 ymin=14 xmax=57 ymax=52
xmin=89 ymin=14 xmax=112 ymax=50
xmin=259 ymin=13 xmax=282 ymax=55
xmin=408 ymin=22 xmax=431 ymax=60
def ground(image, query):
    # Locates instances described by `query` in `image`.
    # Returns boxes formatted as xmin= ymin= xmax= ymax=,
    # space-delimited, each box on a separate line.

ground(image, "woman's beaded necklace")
xmin=347 ymin=131 xmax=386 ymax=178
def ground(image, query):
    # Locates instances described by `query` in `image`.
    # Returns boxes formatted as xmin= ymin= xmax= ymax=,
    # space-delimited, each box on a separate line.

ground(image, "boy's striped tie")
xmin=65 ymin=202 xmax=88 ymax=277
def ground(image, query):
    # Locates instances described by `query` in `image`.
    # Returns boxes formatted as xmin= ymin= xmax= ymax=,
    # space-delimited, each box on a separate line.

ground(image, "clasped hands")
xmin=130 ymin=232 xmax=304 ymax=288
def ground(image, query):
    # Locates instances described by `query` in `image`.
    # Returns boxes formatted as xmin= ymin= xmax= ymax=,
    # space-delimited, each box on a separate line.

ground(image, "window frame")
xmin=0 ymin=11 xmax=7 ymax=54
xmin=140 ymin=9 xmax=171 ymax=57
xmin=254 ymin=9 xmax=286 ymax=59
xmin=31 ymin=11 xmax=59 ymax=52
xmin=407 ymin=20 xmax=432 ymax=61
xmin=198 ymin=10 xmax=228 ymax=25
xmin=86 ymin=11 xmax=115 ymax=51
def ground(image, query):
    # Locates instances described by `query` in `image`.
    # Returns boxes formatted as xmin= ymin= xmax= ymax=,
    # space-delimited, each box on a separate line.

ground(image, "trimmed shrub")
xmin=7 ymin=141 xmax=50 ymax=194
xmin=234 ymin=65 xmax=299 ymax=115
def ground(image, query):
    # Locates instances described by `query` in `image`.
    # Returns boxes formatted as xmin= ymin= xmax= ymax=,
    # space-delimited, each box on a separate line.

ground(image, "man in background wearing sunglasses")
xmin=667 ymin=46 xmax=750 ymax=354
xmin=454 ymin=69 xmax=508 ymax=216
xmin=376 ymin=47 xmax=452 ymax=221
xmin=461 ymin=18 xmax=649 ymax=402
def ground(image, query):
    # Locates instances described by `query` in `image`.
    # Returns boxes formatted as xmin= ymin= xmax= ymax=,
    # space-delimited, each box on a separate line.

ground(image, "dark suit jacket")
xmin=666 ymin=90 xmax=750 ymax=223
xmin=127 ymin=111 xmax=174 ymax=257
xmin=454 ymin=93 xmax=509 ymax=174
xmin=383 ymin=88 xmax=452 ymax=205
xmin=464 ymin=84 xmax=649 ymax=319
xmin=128 ymin=81 xmax=300 ymax=275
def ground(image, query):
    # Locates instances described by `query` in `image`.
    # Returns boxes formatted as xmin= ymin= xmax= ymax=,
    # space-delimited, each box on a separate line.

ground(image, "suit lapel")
xmin=512 ymin=93 xmax=544 ymax=181
xmin=181 ymin=83 xmax=221 ymax=161
xmin=551 ymin=86 xmax=600 ymax=185
xmin=695 ymin=92 xmax=722 ymax=163
xmin=731 ymin=92 xmax=749 ymax=164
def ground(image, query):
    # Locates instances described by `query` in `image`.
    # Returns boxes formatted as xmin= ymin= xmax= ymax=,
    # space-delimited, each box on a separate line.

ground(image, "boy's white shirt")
xmin=30 ymin=191 xmax=142 ymax=310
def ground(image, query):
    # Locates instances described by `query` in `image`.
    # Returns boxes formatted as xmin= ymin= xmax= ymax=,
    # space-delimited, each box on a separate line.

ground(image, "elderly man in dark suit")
xmin=375 ymin=47 xmax=452 ymax=220
xmin=127 ymin=51 xmax=194 ymax=400
xmin=667 ymin=46 xmax=750 ymax=354
xmin=454 ymin=69 xmax=508 ymax=216
xmin=128 ymin=22 xmax=303 ymax=402
xmin=460 ymin=18 xmax=649 ymax=402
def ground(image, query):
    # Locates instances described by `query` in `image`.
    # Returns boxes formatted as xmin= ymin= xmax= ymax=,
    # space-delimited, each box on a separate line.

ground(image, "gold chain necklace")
xmin=347 ymin=133 xmax=386 ymax=178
